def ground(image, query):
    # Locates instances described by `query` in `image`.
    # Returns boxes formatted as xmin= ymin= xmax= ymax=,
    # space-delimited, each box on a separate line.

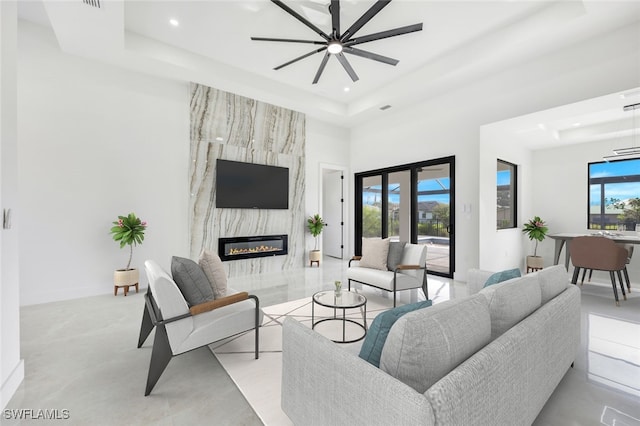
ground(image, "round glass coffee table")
xmin=311 ymin=290 xmax=367 ymax=343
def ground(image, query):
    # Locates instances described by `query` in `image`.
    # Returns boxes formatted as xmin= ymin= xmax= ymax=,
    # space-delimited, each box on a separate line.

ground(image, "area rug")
xmin=209 ymin=289 xmax=399 ymax=426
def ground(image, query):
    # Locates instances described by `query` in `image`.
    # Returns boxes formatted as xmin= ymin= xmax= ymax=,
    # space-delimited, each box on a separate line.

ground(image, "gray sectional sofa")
xmin=281 ymin=265 xmax=581 ymax=425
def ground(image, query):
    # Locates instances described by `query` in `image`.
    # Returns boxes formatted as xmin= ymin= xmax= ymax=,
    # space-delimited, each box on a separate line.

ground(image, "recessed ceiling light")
xmin=215 ymin=136 xmax=223 ymax=141
xmin=169 ymin=19 xmax=179 ymax=27
xmin=344 ymin=87 xmax=350 ymax=92
xmin=573 ymin=122 xmax=581 ymax=127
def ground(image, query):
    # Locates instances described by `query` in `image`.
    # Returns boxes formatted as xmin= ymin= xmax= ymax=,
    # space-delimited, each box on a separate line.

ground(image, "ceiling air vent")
xmin=380 ymin=105 xmax=392 ymax=111
xmin=82 ymin=0 xmax=101 ymax=8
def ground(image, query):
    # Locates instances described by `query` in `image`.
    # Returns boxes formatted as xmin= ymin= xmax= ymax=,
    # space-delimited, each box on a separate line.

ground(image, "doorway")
xmin=355 ymin=156 xmax=455 ymax=278
xmin=322 ymin=167 xmax=345 ymax=259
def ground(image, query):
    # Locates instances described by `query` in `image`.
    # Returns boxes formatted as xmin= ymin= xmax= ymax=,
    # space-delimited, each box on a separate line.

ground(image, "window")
xmin=497 ymin=159 xmax=517 ymax=229
xmin=588 ymin=158 xmax=640 ymax=230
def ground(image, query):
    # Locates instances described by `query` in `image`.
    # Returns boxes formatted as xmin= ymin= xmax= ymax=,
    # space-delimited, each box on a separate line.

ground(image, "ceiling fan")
xmin=251 ymin=0 xmax=423 ymax=84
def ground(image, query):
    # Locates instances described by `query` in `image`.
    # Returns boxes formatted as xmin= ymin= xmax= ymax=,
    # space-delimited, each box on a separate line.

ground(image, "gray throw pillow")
xmin=199 ymin=249 xmax=228 ymax=298
xmin=171 ymin=256 xmax=215 ymax=307
xmin=387 ymin=241 xmax=407 ymax=271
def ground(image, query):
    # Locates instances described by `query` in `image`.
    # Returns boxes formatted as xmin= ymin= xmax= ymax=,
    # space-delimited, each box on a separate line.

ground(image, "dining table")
xmin=549 ymin=232 xmax=640 ymax=270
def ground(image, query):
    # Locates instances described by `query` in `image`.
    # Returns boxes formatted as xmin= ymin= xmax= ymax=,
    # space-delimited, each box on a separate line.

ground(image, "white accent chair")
xmin=347 ymin=243 xmax=428 ymax=307
xmin=138 ymin=260 xmax=263 ymax=396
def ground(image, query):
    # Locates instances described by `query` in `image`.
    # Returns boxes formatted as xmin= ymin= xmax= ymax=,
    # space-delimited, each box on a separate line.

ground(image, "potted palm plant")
xmin=307 ymin=213 xmax=326 ymax=266
xmin=522 ymin=216 xmax=548 ymax=271
xmin=110 ymin=212 xmax=147 ymax=295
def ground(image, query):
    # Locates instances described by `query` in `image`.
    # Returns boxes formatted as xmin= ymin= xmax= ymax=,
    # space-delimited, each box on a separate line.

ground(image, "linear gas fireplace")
xmin=218 ymin=235 xmax=288 ymax=261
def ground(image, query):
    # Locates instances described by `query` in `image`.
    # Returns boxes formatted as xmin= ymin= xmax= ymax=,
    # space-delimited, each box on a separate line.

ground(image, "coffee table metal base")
xmin=311 ymin=291 xmax=367 ymax=344
xmin=312 ymin=317 xmax=367 ymax=344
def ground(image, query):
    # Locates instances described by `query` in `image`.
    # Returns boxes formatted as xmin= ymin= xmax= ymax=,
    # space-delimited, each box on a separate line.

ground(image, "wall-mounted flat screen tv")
xmin=215 ymin=159 xmax=289 ymax=209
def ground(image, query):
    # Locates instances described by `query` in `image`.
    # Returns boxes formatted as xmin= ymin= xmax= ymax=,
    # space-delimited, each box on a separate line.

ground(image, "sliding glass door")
xmin=355 ymin=157 xmax=455 ymax=278
xmin=417 ymin=164 xmax=452 ymax=275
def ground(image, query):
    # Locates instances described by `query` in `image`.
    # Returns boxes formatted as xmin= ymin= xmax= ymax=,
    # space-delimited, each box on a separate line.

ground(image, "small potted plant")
xmin=522 ymin=216 xmax=548 ymax=271
xmin=307 ymin=213 xmax=326 ymax=267
xmin=110 ymin=212 xmax=147 ymax=295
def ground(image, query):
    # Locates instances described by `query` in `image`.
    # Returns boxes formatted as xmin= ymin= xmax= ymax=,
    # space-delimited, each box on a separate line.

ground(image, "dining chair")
xmin=569 ymin=236 xmax=627 ymax=306
xmin=579 ymin=243 xmax=633 ymax=293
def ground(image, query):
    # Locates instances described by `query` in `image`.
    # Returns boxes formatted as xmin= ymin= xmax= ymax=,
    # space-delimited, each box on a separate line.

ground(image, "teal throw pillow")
xmin=483 ymin=268 xmax=522 ymax=288
xmin=359 ymin=300 xmax=432 ymax=368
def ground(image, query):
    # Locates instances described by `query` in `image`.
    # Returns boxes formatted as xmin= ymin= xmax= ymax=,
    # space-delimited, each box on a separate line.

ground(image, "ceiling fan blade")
xmin=274 ymin=47 xmax=327 ymax=70
xmin=251 ymin=37 xmax=326 ymax=45
xmin=312 ymin=52 xmax=331 ymax=84
xmin=330 ymin=0 xmax=340 ymax=38
xmin=343 ymin=46 xmax=398 ymax=66
xmin=335 ymin=52 xmax=359 ymax=82
xmin=341 ymin=0 xmax=391 ymax=42
xmin=344 ymin=23 xmax=423 ymax=46
xmin=271 ymin=0 xmax=330 ymax=41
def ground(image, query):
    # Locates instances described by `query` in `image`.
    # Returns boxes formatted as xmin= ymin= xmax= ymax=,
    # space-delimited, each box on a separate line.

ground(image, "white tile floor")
xmin=5 ymin=256 xmax=640 ymax=425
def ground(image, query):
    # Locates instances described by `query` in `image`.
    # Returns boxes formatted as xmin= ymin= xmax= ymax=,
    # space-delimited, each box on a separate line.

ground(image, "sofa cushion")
xmin=379 ymin=294 xmax=491 ymax=393
xmin=347 ymin=267 xmax=423 ymax=291
xmin=171 ymin=256 xmax=215 ymax=307
xmin=480 ymin=274 xmax=541 ymax=340
xmin=199 ymin=249 xmax=228 ymax=298
xmin=484 ymin=268 xmax=521 ymax=287
xmin=387 ymin=241 xmax=407 ymax=271
xmin=359 ymin=300 xmax=432 ymax=368
xmin=359 ymin=238 xmax=390 ymax=271
xmin=537 ymin=265 xmax=569 ymax=304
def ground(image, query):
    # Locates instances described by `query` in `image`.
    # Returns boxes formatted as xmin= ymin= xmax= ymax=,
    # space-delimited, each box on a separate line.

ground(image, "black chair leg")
xmin=623 ymin=267 xmax=631 ymax=292
xmin=348 ymin=279 xmax=352 ymax=291
xmin=571 ymin=267 xmax=581 ymax=284
xmin=138 ymin=303 xmax=154 ymax=348
xmin=422 ymin=270 xmax=429 ymax=300
xmin=145 ymin=325 xmax=173 ymax=396
xmin=616 ymin=270 xmax=627 ymax=301
xmin=588 ymin=269 xmax=593 ymax=282
xmin=580 ymin=269 xmax=587 ymax=284
xmin=249 ymin=295 xmax=260 ymax=360
xmin=609 ymin=271 xmax=620 ymax=307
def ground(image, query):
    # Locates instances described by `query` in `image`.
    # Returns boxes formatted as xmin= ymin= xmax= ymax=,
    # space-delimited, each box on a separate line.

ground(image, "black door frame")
xmin=354 ymin=156 xmax=455 ymax=279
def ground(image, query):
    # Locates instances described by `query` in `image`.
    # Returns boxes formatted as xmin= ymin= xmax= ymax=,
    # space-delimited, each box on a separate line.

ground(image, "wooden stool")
xmin=114 ymin=282 xmax=139 ymax=296
xmin=310 ymin=260 xmax=320 ymax=267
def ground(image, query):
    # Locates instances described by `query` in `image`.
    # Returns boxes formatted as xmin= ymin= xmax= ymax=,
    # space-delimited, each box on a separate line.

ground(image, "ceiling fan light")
xmin=327 ymin=41 xmax=343 ymax=54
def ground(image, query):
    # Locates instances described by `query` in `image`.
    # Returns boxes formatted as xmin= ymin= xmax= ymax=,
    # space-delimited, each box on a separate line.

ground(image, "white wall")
xmin=17 ymin=21 xmax=347 ymax=304
xmin=479 ymin=125 xmax=533 ymax=271
xmin=18 ymin=22 xmax=190 ymax=305
xmin=305 ymin=118 xmax=350 ymax=257
xmin=1 ymin=0 xmax=24 ymax=409
xmin=350 ymin=23 xmax=640 ymax=280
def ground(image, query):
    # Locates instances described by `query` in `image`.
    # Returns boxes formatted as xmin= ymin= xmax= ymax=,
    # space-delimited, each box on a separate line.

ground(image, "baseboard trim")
xmin=1 ymin=359 xmax=24 ymax=409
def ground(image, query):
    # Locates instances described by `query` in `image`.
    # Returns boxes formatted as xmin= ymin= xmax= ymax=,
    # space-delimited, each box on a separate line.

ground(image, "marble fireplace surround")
xmin=189 ymin=83 xmax=305 ymax=277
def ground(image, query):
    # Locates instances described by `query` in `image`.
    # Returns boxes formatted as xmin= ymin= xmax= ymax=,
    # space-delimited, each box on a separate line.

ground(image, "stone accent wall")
xmin=189 ymin=83 xmax=305 ymax=276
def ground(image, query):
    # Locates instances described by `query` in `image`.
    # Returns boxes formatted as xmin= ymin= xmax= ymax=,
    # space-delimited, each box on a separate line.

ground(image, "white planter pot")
xmin=309 ymin=250 xmax=321 ymax=266
xmin=114 ymin=268 xmax=139 ymax=296
xmin=526 ymin=256 xmax=544 ymax=271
